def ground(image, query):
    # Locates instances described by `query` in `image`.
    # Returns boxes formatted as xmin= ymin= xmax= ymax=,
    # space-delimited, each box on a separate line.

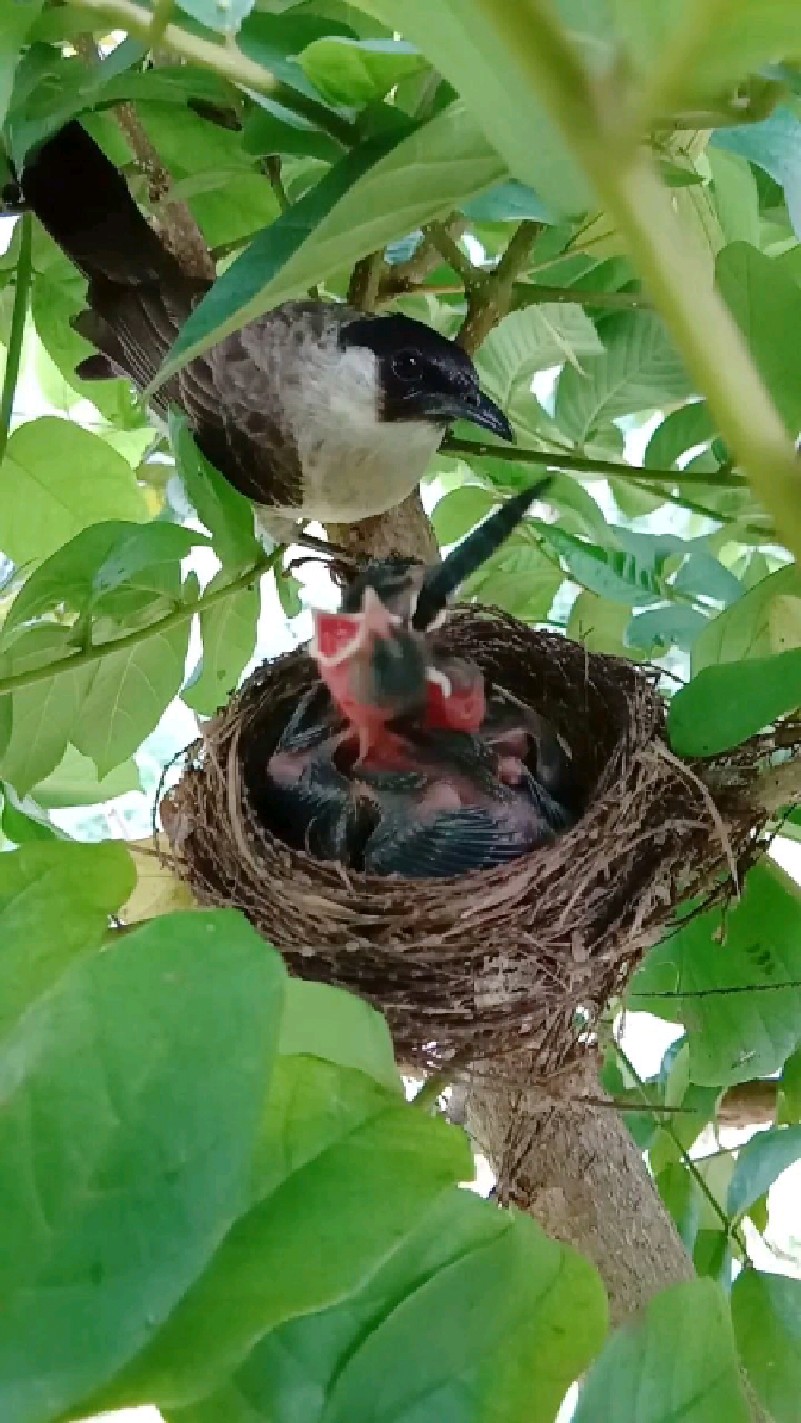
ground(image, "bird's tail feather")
xmin=413 ymin=477 xmax=553 ymax=629
xmin=20 ymin=121 xmax=205 ymax=397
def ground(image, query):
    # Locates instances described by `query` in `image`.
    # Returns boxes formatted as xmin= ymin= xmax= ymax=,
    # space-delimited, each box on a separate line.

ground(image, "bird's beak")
xmin=360 ymin=587 xmax=399 ymax=641
xmin=311 ymin=591 xmax=397 ymax=667
xmin=416 ymin=388 xmax=515 ymax=443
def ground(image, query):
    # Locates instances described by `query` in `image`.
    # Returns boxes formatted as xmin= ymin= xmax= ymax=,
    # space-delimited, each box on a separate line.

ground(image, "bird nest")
xmin=158 ymin=607 xmax=786 ymax=1077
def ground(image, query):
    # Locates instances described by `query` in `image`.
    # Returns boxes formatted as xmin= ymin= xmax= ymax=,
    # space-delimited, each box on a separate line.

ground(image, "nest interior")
xmin=160 ymin=608 xmax=766 ymax=1075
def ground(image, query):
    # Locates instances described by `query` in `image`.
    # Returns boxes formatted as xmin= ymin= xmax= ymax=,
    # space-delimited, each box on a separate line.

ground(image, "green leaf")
xmin=779 ymin=1045 xmax=801 ymax=1123
xmin=462 ymin=179 xmax=552 ymax=222
xmin=0 ymin=791 xmax=60 ymax=845
xmin=0 ymin=626 xmax=96 ymax=795
xmin=298 ymin=37 xmax=425 ymax=106
xmin=567 ymin=590 xmax=640 ymax=656
xmin=71 ymin=619 xmax=191 ymax=776
xmin=170 ymin=412 xmax=261 ymax=569
xmin=0 ymin=840 xmax=135 ymax=1037
xmin=0 ymin=0 xmax=45 ymax=127
xmin=708 ymin=149 xmax=760 ymax=248
xmin=630 ymin=862 xmax=801 ymax=1086
xmin=2 ymin=521 xmax=158 ymax=635
xmin=275 ymin=567 xmax=302 ymax=620
xmin=692 ymin=563 xmax=801 ymax=673
xmin=175 ymin=0 xmax=257 ymax=36
xmin=651 ymin=0 xmax=801 ymax=109
xmin=432 ymin=484 xmax=496 ymax=546
xmin=158 ymin=102 xmax=504 ymax=378
xmin=714 ymin=106 xmax=801 ymax=243
xmin=727 ymin=1125 xmax=801 ymax=1219
xmin=573 ymin=1279 xmax=748 ymax=1423
xmin=732 ymin=1271 xmax=801 ymax=1423
xmin=555 ymin=311 xmax=694 ymax=445
xmin=627 ymin=604 xmax=708 ymax=654
xmin=177 ymin=1192 xmax=607 ymax=1423
xmin=717 ymin=242 xmax=801 ymax=439
xmin=278 ymin=977 xmax=401 ymax=1095
xmin=669 ymin=646 xmax=801 ymax=756
xmin=102 ymin=1108 xmax=472 ymax=1409
xmin=475 ymin=304 xmax=603 ymax=424
xmin=0 ymin=418 xmax=147 ymax=564
xmin=644 ymin=401 xmax=715 ymax=470
xmin=536 ymin=523 xmax=666 ymax=605
xmin=0 ymin=907 xmax=286 ymax=1423
xmin=90 ymin=522 xmax=208 ymax=602
xmin=183 ymin=577 xmax=260 ymax=716
xmin=237 ymin=8 xmax=359 ymax=99
xmin=32 ymin=744 xmax=141 ymax=808
xmin=242 ymin=103 xmax=343 ymax=162
xmin=463 ymin=538 xmax=564 ymax=620
xmin=356 ymin=0 xmax=590 ymax=215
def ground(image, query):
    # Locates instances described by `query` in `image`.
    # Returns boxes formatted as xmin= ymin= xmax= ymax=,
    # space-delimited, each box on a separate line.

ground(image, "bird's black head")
xmin=339 ymin=313 xmax=513 ymax=442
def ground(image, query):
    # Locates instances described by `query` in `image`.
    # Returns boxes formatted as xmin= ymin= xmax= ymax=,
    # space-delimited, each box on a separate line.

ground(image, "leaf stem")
xmin=470 ymin=0 xmax=801 ymax=560
xmin=0 ymin=213 xmax=32 ymax=467
xmin=0 ymin=551 xmax=278 ymax=698
xmin=442 ymin=436 xmax=745 ymax=488
xmin=67 ymin=0 xmax=357 ymax=145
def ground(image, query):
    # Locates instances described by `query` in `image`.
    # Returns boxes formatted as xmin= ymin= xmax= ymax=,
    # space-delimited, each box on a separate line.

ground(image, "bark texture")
xmin=466 ymin=1055 xmax=694 ymax=1325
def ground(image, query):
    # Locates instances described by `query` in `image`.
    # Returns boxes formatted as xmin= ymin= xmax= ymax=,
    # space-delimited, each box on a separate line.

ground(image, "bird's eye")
xmin=390 ymin=350 xmax=421 ymax=382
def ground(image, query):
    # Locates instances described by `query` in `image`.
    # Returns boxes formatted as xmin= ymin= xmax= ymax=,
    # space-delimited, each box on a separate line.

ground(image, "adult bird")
xmin=18 ymin=121 xmax=513 ymax=539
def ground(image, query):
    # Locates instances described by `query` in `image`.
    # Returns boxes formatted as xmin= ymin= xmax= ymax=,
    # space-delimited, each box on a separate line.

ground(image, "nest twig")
xmin=158 ymin=608 xmax=800 ymax=1075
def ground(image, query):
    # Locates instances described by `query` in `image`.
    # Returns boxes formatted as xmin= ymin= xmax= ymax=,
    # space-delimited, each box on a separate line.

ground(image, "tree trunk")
xmin=466 ymin=1054 xmax=694 ymax=1324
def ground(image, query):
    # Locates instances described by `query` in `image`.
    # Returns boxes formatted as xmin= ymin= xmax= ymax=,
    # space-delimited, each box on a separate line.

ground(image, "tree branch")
xmin=511 ymin=281 xmax=649 ymax=311
xmin=378 ymin=217 xmax=468 ymax=297
xmin=0 ymin=554 xmax=278 ymax=698
xmin=74 ymin=33 xmax=214 ymax=280
xmin=753 ymin=756 xmax=801 ymax=819
xmin=459 ymin=219 xmax=542 ymax=355
xmin=428 ymin=220 xmax=482 ymax=290
xmin=442 ymin=435 xmax=745 ymax=488
xmin=347 ymin=252 xmax=386 ymax=312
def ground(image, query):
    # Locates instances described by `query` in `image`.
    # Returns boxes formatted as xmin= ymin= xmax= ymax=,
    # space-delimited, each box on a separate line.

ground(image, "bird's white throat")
xmin=274 ymin=342 xmax=443 ymax=523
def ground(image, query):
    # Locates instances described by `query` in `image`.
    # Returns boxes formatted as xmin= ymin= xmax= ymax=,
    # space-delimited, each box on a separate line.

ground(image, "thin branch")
xmin=377 ymin=216 xmax=468 ymax=298
xmin=428 ymin=221 xmax=481 ymax=290
xmin=74 ymin=33 xmax=214 ymax=281
xmin=68 ymin=0 xmax=357 ymax=145
xmin=261 ymin=155 xmax=290 ymax=214
xmin=0 ymin=552 xmax=278 ymax=699
xmin=459 ymin=219 xmax=542 ymax=354
xmin=146 ymin=0 xmax=174 ymax=48
xmin=613 ymin=1042 xmax=748 ymax=1255
xmin=0 ymin=213 xmax=31 ymax=465
xmin=347 ymin=252 xmax=385 ymax=312
xmin=442 ymin=435 xmax=746 ymax=488
xmin=511 ymin=281 xmax=649 ymax=311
